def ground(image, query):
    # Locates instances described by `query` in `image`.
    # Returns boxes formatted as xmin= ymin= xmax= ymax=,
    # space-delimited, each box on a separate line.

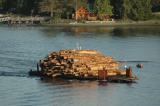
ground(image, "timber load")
xmin=29 ymin=49 xmax=137 ymax=83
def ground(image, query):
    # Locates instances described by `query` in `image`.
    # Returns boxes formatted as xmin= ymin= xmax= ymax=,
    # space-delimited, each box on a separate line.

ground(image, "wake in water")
xmin=118 ymin=60 xmax=151 ymax=63
xmin=0 ymin=60 xmax=151 ymax=78
xmin=0 ymin=71 xmax=28 ymax=77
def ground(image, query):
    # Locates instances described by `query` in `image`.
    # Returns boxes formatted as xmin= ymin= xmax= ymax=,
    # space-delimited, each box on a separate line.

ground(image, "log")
xmin=36 ymin=49 xmax=137 ymax=81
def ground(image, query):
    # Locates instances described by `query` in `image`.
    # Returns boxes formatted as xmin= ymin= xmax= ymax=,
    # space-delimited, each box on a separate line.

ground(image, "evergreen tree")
xmin=110 ymin=0 xmax=123 ymax=19
xmin=66 ymin=0 xmax=87 ymax=10
xmin=129 ymin=0 xmax=152 ymax=20
xmin=20 ymin=0 xmax=38 ymax=15
xmin=88 ymin=0 xmax=95 ymax=12
xmin=122 ymin=0 xmax=131 ymax=20
xmin=77 ymin=0 xmax=88 ymax=9
xmin=95 ymin=0 xmax=113 ymax=20
xmin=3 ymin=0 xmax=17 ymax=12
xmin=39 ymin=0 xmax=64 ymax=17
xmin=63 ymin=0 xmax=75 ymax=19
xmin=0 ymin=0 xmax=3 ymax=8
xmin=16 ymin=0 xmax=24 ymax=13
xmin=151 ymin=0 xmax=160 ymax=12
xmin=151 ymin=0 xmax=160 ymax=4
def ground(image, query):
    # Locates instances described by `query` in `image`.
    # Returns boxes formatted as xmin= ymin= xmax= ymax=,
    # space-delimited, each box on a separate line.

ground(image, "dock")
xmin=0 ymin=16 xmax=49 ymax=24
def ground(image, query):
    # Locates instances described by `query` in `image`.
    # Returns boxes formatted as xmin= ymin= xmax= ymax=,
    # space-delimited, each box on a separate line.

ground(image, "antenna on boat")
xmin=76 ymin=43 xmax=82 ymax=50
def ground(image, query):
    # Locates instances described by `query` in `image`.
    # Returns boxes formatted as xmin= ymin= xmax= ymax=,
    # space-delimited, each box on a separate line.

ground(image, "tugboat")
xmin=136 ymin=64 xmax=143 ymax=68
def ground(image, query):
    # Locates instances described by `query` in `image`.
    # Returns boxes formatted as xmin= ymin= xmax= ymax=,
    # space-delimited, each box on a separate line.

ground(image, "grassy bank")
xmin=41 ymin=19 xmax=160 ymax=27
xmin=1 ymin=17 xmax=160 ymax=27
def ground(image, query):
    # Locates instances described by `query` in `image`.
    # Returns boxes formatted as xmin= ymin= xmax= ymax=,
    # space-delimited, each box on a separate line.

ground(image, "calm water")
xmin=0 ymin=25 xmax=160 ymax=106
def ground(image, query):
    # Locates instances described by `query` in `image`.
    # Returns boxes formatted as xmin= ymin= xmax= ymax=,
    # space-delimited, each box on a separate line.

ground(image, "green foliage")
xmin=151 ymin=0 xmax=160 ymax=12
xmin=111 ymin=0 xmax=152 ymax=20
xmin=94 ymin=0 xmax=113 ymax=20
xmin=39 ymin=0 xmax=64 ymax=18
xmin=0 ymin=0 xmax=2 ymax=7
xmin=122 ymin=0 xmax=131 ymax=20
xmin=67 ymin=0 xmax=88 ymax=10
xmin=16 ymin=0 xmax=34 ymax=14
xmin=0 ymin=0 xmax=155 ymax=21
xmin=0 ymin=0 xmax=41 ymax=15
xmin=77 ymin=0 xmax=88 ymax=9
xmin=21 ymin=0 xmax=40 ymax=15
xmin=110 ymin=0 xmax=123 ymax=19
xmin=151 ymin=0 xmax=160 ymax=4
xmin=129 ymin=0 xmax=152 ymax=20
xmin=2 ymin=0 xmax=16 ymax=11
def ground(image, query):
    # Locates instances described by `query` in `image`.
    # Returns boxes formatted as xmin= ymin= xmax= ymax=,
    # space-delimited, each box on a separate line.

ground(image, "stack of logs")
xmin=39 ymin=49 xmax=126 ymax=79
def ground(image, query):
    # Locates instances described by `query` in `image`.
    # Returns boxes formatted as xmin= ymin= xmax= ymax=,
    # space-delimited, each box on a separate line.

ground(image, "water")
xmin=0 ymin=25 xmax=160 ymax=106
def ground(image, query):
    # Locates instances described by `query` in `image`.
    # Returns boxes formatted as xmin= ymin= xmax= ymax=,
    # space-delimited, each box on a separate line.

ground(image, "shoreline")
xmin=1 ymin=20 xmax=160 ymax=27
xmin=41 ymin=20 xmax=160 ymax=27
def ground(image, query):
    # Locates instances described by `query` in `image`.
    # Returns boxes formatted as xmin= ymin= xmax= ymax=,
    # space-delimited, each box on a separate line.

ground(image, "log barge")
xmin=29 ymin=49 xmax=138 ymax=83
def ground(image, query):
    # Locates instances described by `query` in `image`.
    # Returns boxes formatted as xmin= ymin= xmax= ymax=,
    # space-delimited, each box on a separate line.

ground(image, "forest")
xmin=0 ymin=0 xmax=160 ymax=21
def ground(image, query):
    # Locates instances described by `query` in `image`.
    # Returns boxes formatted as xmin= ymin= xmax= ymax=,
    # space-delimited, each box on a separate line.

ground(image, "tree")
xmin=129 ymin=0 xmax=152 ymax=20
xmin=58 ymin=0 xmax=89 ymax=20
xmin=20 ymin=0 xmax=41 ymax=15
xmin=151 ymin=0 xmax=160 ymax=12
xmin=62 ymin=0 xmax=75 ymax=19
xmin=151 ymin=0 xmax=160 ymax=4
xmin=111 ymin=0 xmax=152 ymax=20
xmin=0 ymin=0 xmax=41 ymax=15
xmin=110 ymin=0 xmax=123 ymax=19
xmin=0 ymin=0 xmax=3 ymax=8
xmin=94 ymin=0 xmax=113 ymax=20
xmin=16 ymin=0 xmax=24 ymax=14
xmin=2 ymin=0 xmax=17 ymax=12
xmin=88 ymin=0 xmax=95 ymax=12
xmin=66 ymin=0 xmax=87 ymax=10
xmin=77 ymin=0 xmax=88 ymax=9
xmin=122 ymin=0 xmax=131 ymax=20
xmin=39 ymin=0 xmax=64 ymax=17
xmin=0 ymin=0 xmax=4 ymax=12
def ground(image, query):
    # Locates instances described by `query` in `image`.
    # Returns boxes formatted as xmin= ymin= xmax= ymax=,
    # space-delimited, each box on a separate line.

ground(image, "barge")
xmin=29 ymin=49 xmax=138 ymax=83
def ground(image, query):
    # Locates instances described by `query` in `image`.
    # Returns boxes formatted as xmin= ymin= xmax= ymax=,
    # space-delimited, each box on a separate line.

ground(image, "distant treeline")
xmin=0 ymin=0 xmax=160 ymax=21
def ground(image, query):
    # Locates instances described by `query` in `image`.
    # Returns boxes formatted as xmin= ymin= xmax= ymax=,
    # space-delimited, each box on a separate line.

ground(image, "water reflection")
xmin=40 ymin=26 xmax=114 ymax=36
xmin=40 ymin=26 xmax=160 ymax=38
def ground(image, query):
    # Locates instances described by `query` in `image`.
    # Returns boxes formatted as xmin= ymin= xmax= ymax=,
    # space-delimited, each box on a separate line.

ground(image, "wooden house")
xmin=75 ymin=7 xmax=89 ymax=20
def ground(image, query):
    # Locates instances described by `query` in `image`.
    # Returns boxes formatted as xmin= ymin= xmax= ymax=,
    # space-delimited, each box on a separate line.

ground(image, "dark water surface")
xmin=0 ymin=25 xmax=160 ymax=106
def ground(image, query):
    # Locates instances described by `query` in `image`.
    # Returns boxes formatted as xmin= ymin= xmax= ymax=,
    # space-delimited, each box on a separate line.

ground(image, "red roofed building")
xmin=75 ymin=7 xmax=89 ymax=20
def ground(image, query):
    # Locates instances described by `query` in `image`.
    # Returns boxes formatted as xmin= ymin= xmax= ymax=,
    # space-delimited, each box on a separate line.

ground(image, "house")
xmin=75 ymin=7 xmax=89 ymax=20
